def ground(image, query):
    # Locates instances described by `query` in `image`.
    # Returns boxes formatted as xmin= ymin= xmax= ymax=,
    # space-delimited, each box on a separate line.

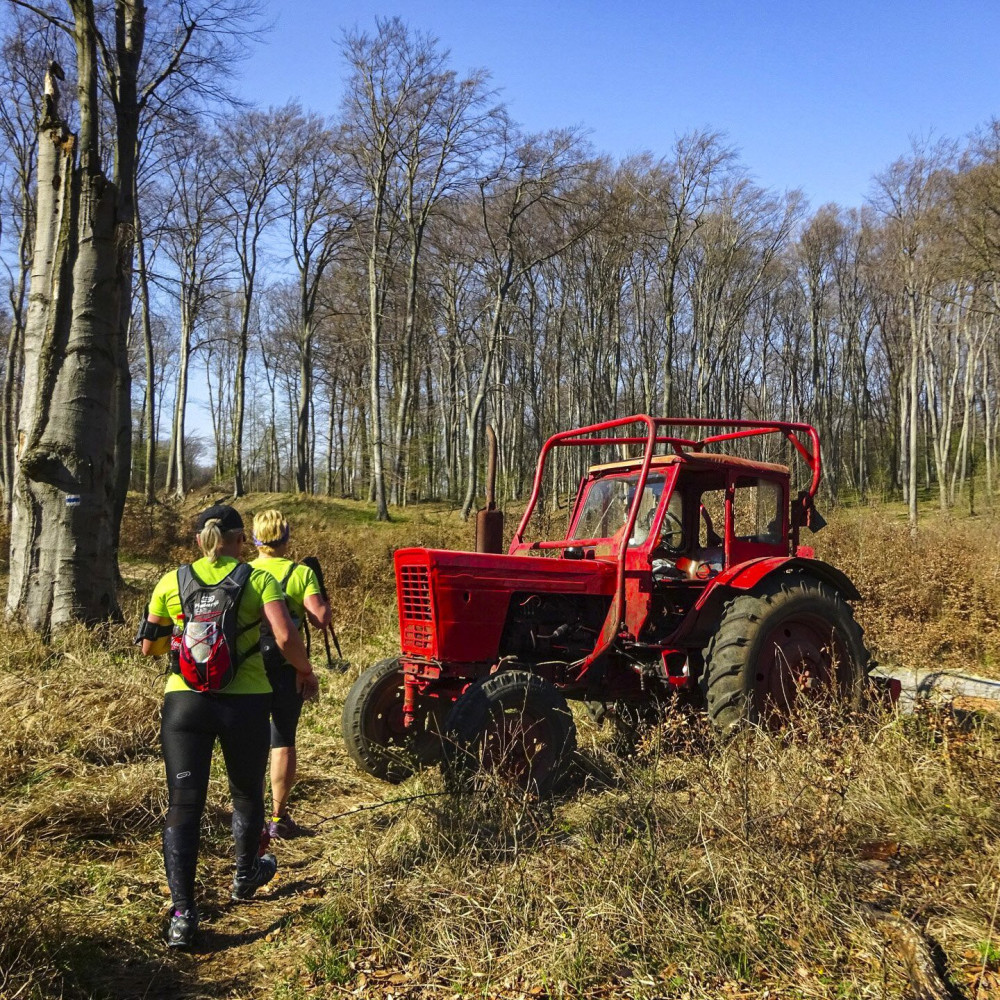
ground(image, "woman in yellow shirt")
xmin=139 ymin=504 xmax=319 ymax=949
xmin=251 ymin=509 xmax=331 ymax=839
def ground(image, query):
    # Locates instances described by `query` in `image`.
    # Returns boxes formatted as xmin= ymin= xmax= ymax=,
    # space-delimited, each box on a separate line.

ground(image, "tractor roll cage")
xmin=510 ymin=416 xmax=822 ymax=670
xmin=512 ymin=415 xmax=822 ymax=550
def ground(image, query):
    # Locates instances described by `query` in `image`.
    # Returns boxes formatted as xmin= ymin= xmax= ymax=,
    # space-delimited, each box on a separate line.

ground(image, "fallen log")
xmin=874 ymin=666 xmax=1000 ymax=714
xmin=861 ymin=905 xmax=954 ymax=1000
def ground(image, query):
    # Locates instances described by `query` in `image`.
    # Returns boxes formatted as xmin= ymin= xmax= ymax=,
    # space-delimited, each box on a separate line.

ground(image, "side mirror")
xmin=807 ymin=507 xmax=827 ymax=533
xmin=791 ymin=490 xmax=827 ymax=534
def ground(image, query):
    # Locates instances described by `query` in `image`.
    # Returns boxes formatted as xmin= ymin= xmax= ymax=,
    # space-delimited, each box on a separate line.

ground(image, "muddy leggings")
xmin=160 ymin=691 xmax=271 ymax=914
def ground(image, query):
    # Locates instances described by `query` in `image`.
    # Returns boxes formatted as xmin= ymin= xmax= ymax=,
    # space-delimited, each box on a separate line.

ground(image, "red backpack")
xmin=175 ymin=562 xmax=254 ymax=691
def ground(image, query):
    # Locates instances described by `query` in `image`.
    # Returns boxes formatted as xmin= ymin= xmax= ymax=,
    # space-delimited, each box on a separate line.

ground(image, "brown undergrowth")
xmin=1 ymin=494 xmax=999 ymax=998
xmin=293 ymin=704 xmax=1000 ymax=999
xmin=817 ymin=506 xmax=1000 ymax=678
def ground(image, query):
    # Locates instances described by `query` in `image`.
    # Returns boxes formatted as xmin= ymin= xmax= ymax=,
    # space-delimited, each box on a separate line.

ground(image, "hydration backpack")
xmin=260 ymin=563 xmax=298 ymax=672
xmin=175 ymin=562 xmax=254 ymax=691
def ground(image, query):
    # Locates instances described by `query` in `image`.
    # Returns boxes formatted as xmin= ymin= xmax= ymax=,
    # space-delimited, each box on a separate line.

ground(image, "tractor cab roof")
xmin=586 ymin=451 xmax=790 ymax=479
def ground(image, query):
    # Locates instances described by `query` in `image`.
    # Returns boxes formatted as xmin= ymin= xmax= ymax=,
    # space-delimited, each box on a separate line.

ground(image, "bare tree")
xmin=871 ymin=140 xmax=955 ymax=532
xmin=215 ymin=103 xmax=296 ymax=496
xmin=0 ymin=15 xmax=58 ymax=520
xmin=159 ymin=126 xmax=229 ymax=498
xmin=340 ymin=16 xmax=415 ymax=519
xmin=281 ymin=111 xmax=350 ymax=493
xmin=458 ymin=125 xmax=595 ymax=519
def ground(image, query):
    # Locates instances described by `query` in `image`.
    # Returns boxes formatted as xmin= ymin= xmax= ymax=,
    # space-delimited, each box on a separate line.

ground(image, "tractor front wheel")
xmin=342 ymin=657 xmax=443 ymax=783
xmin=701 ymin=572 xmax=870 ymax=733
xmin=443 ymin=670 xmax=576 ymax=797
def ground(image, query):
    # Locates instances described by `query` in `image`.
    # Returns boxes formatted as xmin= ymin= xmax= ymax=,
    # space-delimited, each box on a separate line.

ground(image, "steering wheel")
xmin=659 ymin=510 xmax=684 ymax=552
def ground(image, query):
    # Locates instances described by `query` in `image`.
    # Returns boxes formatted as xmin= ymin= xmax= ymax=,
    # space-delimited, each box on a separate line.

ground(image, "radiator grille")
xmin=403 ymin=621 xmax=434 ymax=651
xmin=400 ymin=565 xmax=432 ymax=621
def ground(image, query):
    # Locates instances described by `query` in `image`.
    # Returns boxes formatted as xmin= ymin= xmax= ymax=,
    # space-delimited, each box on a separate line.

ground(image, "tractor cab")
xmin=528 ymin=451 xmax=796 ymax=658
xmin=565 ymin=452 xmax=792 ymax=577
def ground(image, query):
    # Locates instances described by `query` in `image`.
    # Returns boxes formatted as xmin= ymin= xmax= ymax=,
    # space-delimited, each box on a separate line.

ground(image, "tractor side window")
xmin=734 ymin=478 xmax=782 ymax=544
xmin=698 ymin=490 xmax=726 ymax=548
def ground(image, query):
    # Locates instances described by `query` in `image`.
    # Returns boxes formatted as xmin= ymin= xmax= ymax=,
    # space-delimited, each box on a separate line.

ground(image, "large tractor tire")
xmin=342 ymin=657 xmax=443 ymax=783
xmin=701 ymin=571 xmax=870 ymax=733
xmin=443 ymin=669 xmax=577 ymax=797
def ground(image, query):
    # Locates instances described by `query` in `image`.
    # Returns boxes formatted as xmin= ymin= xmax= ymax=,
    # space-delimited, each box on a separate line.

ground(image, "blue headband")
xmin=253 ymin=523 xmax=290 ymax=547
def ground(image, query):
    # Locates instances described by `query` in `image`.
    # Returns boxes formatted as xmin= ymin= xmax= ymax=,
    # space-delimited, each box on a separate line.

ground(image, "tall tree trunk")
xmin=173 ymin=316 xmax=192 ymax=498
xmin=109 ymin=0 xmax=142 ymax=581
xmin=295 ymin=312 xmax=312 ymax=492
xmin=391 ymin=242 xmax=419 ymax=504
xmin=460 ymin=292 xmax=505 ymax=520
xmin=368 ymin=250 xmax=390 ymax=519
xmin=1 ymin=174 xmax=32 ymax=522
xmin=907 ymin=292 xmax=920 ymax=535
xmin=135 ymin=201 xmax=157 ymax=504
xmin=8 ymin=37 xmax=126 ymax=629
xmin=232 ymin=288 xmax=252 ymax=497
xmin=1 ymin=307 xmax=25 ymax=522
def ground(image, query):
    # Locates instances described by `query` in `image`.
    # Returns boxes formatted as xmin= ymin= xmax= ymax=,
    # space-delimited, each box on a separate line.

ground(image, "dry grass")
xmin=1 ymin=494 xmax=999 ymax=999
xmin=818 ymin=505 xmax=1000 ymax=678
xmin=295 ymin=705 xmax=1000 ymax=999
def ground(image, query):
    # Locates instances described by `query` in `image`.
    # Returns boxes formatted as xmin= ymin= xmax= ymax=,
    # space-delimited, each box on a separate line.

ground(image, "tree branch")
xmin=138 ymin=15 xmax=197 ymax=111
xmin=9 ymin=0 xmax=73 ymax=34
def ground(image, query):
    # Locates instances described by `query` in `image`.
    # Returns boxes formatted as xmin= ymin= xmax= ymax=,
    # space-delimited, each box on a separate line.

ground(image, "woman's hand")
xmin=296 ymin=668 xmax=320 ymax=701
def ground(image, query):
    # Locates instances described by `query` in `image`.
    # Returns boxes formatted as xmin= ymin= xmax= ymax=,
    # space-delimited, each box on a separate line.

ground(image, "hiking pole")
xmin=301 ymin=555 xmax=348 ymax=672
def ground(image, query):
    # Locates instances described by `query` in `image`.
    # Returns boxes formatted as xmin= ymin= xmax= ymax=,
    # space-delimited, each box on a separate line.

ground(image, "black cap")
xmin=194 ymin=504 xmax=244 ymax=533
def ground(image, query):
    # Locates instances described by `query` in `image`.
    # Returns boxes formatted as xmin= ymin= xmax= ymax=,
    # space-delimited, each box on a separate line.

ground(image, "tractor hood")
xmin=394 ymin=547 xmax=617 ymax=663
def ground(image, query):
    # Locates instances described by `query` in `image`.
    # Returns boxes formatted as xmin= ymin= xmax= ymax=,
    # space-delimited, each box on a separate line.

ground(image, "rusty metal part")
xmin=475 ymin=425 xmax=504 ymax=554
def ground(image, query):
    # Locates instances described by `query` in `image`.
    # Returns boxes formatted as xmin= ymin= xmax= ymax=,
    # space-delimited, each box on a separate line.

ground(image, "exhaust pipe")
xmin=475 ymin=425 xmax=504 ymax=553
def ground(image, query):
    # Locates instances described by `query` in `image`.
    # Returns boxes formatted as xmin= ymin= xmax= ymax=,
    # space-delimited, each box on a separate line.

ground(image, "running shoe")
xmin=231 ymin=852 xmax=277 ymax=901
xmin=268 ymin=813 xmax=302 ymax=839
xmin=166 ymin=908 xmax=198 ymax=948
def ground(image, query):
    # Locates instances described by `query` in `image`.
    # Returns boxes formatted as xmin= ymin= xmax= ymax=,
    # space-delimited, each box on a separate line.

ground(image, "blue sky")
xmin=234 ymin=0 xmax=1000 ymax=210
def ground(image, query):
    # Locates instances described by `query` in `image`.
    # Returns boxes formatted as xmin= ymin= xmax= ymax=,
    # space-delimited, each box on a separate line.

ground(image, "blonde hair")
xmin=252 ymin=509 xmax=290 ymax=557
xmin=197 ymin=519 xmax=243 ymax=562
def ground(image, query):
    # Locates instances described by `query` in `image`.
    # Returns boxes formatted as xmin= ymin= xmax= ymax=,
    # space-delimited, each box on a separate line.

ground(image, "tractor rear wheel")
xmin=342 ymin=657 xmax=443 ymax=783
xmin=443 ymin=670 xmax=576 ymax=797
xmin=701 ymin=572 xmax=870 ymax=733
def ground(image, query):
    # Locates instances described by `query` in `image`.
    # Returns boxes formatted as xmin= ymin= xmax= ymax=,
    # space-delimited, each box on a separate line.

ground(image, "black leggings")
xmin=160 ymin=691 xmax=270 ymax=913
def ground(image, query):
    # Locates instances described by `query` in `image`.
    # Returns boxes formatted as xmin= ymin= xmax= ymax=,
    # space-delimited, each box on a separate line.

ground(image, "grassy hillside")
xmin=1 ymin=495 xmax=998 ymax=999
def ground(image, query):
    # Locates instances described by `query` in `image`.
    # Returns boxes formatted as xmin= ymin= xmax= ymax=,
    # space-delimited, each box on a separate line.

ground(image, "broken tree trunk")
xmin=6 ymin=46 xmax=125 ymax=630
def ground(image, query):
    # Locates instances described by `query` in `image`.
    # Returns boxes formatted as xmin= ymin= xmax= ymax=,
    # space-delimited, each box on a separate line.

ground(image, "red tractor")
xmin=343 ymin=416 xmax=871 ymax=791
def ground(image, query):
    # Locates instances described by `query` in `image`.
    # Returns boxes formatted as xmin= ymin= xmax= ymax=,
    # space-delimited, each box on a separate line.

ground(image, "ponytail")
xmin=197 ymin=519 xmax=224 ymax=561
xmin=196 ymin=520 xmax=243 ymax=562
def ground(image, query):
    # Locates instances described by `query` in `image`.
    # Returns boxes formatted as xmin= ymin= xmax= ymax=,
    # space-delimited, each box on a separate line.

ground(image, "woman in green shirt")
xmin=139 ymin=504 xmax=319 ymax=949
xmin=251 ymin=509 xmax=331 ymax=839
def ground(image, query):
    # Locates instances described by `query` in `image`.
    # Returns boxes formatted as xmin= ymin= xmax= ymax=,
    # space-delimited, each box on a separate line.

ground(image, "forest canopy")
xmin=2 ymin=8 xmax=999 ymax=538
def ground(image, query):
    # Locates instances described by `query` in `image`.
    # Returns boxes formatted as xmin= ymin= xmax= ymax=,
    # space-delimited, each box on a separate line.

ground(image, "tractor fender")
xmin=702 ymin=556 xmax=862 ymax=603
xmin=678 ymin=557 xmax=863 ymax=648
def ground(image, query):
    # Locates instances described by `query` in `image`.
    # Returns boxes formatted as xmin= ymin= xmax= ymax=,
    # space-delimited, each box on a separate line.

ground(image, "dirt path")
xmin=117 ymin=782 xmax=366 ymax=999
xmin=97 ymin=686 xmax=391 ymax=1000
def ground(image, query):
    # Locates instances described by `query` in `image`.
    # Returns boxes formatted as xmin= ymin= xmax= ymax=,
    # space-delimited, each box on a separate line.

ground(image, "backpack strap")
xmin=177 ymin=564 xmax=199 ymax=615
xmin=259 ymin=562 xmax=300 ymax=640
xmin=227 ymin=562 xmax=256 ymax=657
xmin=279 ymin=562 xmax=298 ymax=592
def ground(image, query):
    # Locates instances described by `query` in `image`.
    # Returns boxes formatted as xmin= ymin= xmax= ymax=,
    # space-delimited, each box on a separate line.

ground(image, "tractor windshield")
xmin=571 ymin=472 xmax=667 ymax=543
